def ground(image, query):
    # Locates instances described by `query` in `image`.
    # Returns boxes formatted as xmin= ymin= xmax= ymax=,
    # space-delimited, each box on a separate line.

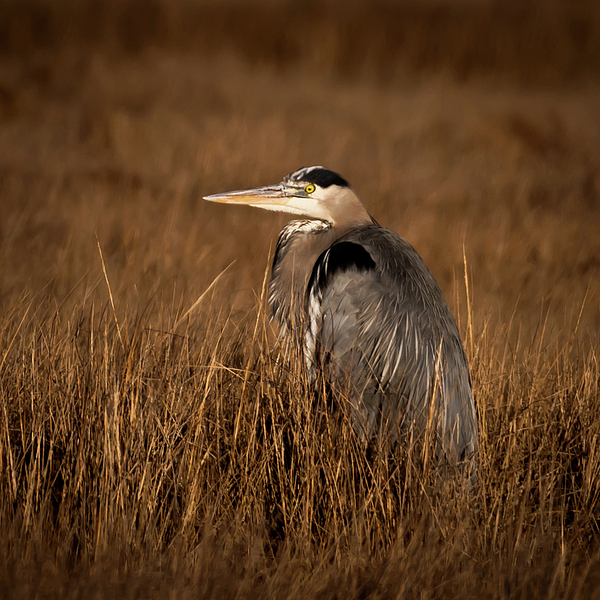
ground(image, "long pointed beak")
xmin=203 ymin=185 xmax=288 ymax=208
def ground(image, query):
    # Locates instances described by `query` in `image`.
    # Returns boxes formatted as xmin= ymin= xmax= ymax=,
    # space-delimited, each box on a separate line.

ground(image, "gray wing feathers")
xmin=310 ymin=226 xmax=478 ymax=464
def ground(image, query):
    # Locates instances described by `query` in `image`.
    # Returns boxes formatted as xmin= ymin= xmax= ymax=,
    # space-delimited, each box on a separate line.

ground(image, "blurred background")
xmin=1 ymin=0 xmax=599 ymax=340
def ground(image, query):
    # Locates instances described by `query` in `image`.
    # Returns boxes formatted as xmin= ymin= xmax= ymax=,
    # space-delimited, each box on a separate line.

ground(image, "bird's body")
xmin=205 ymin=166 xmax=478 ymax=470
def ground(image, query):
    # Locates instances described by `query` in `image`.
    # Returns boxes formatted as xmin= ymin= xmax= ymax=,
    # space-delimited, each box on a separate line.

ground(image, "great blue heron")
xmin=204 ymin=166 xmax=478 ymax=470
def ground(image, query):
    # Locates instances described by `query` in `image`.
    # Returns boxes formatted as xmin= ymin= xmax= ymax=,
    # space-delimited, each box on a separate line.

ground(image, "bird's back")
xmin=306 ymin=224 xmax=478 ymax=465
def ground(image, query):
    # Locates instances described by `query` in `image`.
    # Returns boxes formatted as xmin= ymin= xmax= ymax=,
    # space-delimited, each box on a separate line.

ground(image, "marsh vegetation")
xmin=1 ymin=1 xmax=600 ymax=597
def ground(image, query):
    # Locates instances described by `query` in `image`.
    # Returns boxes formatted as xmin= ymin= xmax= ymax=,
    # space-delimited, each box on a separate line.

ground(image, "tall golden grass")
xmin=1 ymin=252 xmax=599 ymax=597
xmin=1 ymin=1 xmax=600 ymax=597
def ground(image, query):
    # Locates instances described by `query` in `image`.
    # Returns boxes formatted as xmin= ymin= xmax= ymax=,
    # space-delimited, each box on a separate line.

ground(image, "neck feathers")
xmin=269 ymin=219 xmax=333 ymax=334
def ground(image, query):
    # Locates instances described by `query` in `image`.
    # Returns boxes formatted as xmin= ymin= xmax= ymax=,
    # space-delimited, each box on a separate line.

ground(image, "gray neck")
xmin=269 ymin=220 xmax=340 ymax=336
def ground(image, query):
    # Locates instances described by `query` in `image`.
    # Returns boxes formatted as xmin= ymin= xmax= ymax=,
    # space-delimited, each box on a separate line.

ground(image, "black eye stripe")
xmin=284 ymin=167 xmax=350 ymax=189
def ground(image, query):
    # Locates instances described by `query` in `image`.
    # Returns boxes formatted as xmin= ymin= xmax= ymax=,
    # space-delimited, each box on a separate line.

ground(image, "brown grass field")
xmin=1 ymin=0 xmax=600 ymax=597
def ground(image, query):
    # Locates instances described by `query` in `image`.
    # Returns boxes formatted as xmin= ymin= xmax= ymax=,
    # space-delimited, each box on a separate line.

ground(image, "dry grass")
xmin=1 ymin=1 xmax=600 ymax=597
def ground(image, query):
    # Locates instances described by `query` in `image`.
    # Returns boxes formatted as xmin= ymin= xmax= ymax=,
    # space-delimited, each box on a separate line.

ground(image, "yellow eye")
xmin=305 ymin=184 xmax=316 ymax=194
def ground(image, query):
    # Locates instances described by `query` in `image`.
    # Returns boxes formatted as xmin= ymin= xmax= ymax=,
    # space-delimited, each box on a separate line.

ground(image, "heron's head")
xmin=203 ymin=166 xmax=371 ymax=227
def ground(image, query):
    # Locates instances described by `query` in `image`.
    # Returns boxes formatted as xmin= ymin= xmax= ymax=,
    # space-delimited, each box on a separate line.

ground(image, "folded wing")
xmin=305 ymin=225 xmax=478 ymax=464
